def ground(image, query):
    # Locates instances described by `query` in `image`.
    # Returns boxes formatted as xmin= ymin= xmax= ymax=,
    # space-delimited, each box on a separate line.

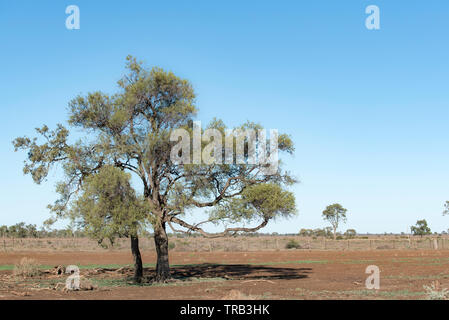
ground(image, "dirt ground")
xmin=1 ymin=249 xmax=448 ymax=300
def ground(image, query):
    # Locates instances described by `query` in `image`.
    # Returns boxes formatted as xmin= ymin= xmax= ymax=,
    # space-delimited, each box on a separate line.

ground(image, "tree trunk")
xmin=154 ymin=222 xmax=170 ymax=282
xmin=333 ymin=227 xmax=337 ymax=240
xmin=130 ymin=235 xmax=143 ymax=283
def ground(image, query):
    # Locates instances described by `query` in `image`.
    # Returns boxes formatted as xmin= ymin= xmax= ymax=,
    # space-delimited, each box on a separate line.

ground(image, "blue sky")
xmin=1 ymin=0 xmax=449 ymax=234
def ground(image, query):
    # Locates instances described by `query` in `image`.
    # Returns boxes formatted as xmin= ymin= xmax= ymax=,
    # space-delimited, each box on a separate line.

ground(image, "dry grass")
xmin=221 ymin=289 xmax=256 ymax=300
xmin=2 ymin=236 xmax=449 ymax=252
xmin=13 ymin=257 xmax=40 ymax=278
xmin=423 ymin=281 xmax=449 ymax=300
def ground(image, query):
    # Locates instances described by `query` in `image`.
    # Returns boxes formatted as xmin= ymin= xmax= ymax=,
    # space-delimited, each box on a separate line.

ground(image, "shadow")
xmin=144 ymin=263 xmax=311 ymax=281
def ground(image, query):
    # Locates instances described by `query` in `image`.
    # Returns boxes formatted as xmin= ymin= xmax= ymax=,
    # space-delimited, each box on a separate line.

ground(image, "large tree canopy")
xmin=13 ymin=56 xmax=297 ymax=281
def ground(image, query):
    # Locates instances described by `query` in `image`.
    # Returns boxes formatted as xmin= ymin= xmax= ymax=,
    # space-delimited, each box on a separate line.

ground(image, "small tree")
xmin=0 ymin=226 xmax=8 ymax=238
xmin=71 ymin=165 xmax=149 ymax=282
xmin=299 ymin=228 xmax=313 ymax=237
xmin=411 ymin=219 xmax=431 ymax=237
xmin=344 ymin=229 xmax=356 ymax=239
xmin=322 ymin=203 xmax=347 ymax=240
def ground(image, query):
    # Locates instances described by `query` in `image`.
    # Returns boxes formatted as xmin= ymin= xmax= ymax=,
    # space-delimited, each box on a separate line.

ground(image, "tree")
xmin=25 ymin=224 xmax=38 ymax=238
xmin=70 ymin=165 xmax=149 ymax=282
xmin=0 ymin=226 xmax=8 ymax=238
xmin=322 ymin=203 xmax=347 ymax=240
xmin=13 ymin=56 xmax=296 ymax=281
xmin=344 ymin=229 xmax=356 ymax=239
xmin=299 ymin=228 xmax=313 ymax=237
xmin=411 ymin=219 xmax=431 ymax=237
xmin=8 ymin=222 xmax=28 ymax=238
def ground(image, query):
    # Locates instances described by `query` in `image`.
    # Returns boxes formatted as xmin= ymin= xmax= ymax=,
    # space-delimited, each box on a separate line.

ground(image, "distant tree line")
xmin=0 ymin=222 xmax=87 ymax=238
xmin=298 ymin=227 xmax=357 ymax=239
xmin=1 ymin=220 xmax=446 ymax=239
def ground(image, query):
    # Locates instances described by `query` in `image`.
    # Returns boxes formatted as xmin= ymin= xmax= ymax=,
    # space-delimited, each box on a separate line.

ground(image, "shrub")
xmin=168 ymin=242 xmax=176 ymax=251
xmin=13 ymin=257 xmax=40 ymax=277
xmin=285 ymin=239 xmax=301 ymax=249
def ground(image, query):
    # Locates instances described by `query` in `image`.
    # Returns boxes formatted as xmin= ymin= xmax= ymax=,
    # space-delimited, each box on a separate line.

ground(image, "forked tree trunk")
xmin=154 ymin=222 xmax=170 ymax=282
xmin=130 ymin=235 xmax=143 ymax=283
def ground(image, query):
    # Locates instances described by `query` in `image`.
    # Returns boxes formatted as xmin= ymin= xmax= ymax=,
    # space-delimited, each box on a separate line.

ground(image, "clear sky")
xmin=1 ymin=0 xmax=449 ymax=234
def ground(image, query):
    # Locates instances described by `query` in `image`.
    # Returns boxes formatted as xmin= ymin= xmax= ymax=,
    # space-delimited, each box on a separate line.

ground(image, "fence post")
xmin=433 ymin=238 xmax=438 ymax=250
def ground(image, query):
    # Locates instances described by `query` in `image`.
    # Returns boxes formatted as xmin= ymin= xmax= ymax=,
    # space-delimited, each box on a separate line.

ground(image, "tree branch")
xmin=168 ymin=216 xmax=269 ymax=238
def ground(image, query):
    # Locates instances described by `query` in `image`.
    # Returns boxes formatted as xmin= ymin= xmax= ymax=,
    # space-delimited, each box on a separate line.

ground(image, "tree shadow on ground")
xmin=144 ymin=263 xmax=311 ymax=281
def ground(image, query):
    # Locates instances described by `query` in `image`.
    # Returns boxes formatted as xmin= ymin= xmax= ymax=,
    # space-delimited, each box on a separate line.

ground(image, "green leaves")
xmin=13 ymin=55 xmax=297 ymax=240
xmin=209 ymin=183 xmax=296 ymax=225
xmin=12 ymin=124 xmax=70 ymax=184
xmin=322 ymin=203 xmax=348 ymax=238
xmin=71 ymin=166 xmax=149 ymax=245
xmin=322 ymin=203 xmax=347 ymax=221
xmin=242 ymin=183 xmax=296 ymax=219
xmin=411 ymin=219 xmax=431 ymax=236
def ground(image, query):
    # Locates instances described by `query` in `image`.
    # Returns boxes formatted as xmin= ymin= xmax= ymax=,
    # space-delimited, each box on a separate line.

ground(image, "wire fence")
xmin=168 ymin=236 xmax=449 ymax=252
xmin=2 ymin=236 xmax=449 ymax=252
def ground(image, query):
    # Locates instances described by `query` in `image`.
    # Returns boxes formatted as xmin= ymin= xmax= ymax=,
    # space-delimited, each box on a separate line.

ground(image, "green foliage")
xmin=13 ymin=56 xmax=297 ymax=279
xmin=411 ymin=219 xmax=432 ymax=236
xmin=322 ymin=203 xmax=347 ymax=239
xmin=299 ymin=228 xmax=313 ymax=237
xmin=285 ymin=239 xmax=301 ymax=249
xmin=208 ymin=183 xmax=296 ymax=229
xmin=0 ymin=223 xmax=44 ymax=238
xmin=70 ymin=165 xmax=149 ymax=246
xmin=299 ymin=227 xmax=334 ymax=238
xmin=344 ymin=229 xmax=357 ymax=239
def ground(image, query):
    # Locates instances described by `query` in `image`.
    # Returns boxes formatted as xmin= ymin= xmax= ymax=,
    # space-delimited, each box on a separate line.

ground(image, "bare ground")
xmin=1 ymin=249 xmax=448 ymax=300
